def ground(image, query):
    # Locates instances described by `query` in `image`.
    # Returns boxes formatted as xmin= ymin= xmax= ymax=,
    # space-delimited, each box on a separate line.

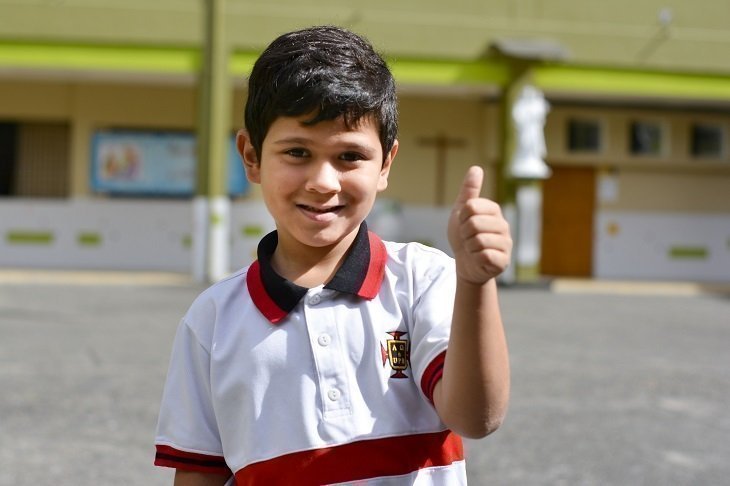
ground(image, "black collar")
xmin=246 ymin=222 xmax=387 ymax=324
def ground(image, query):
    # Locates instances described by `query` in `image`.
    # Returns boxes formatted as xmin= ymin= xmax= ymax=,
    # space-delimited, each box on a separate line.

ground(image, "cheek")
xmin=261 ymin=167 xmax=295 ymax=194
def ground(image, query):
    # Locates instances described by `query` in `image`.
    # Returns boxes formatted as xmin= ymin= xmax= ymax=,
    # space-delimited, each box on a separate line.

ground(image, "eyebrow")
xmin=271 ymin=137 xmax=311 ymax=146
xmin=271 ymin=137 xmax=375 ymax=154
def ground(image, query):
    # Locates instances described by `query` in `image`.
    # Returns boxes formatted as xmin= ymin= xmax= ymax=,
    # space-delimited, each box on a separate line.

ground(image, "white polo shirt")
xmin=155 ymin=222 xmax=465 ymax=484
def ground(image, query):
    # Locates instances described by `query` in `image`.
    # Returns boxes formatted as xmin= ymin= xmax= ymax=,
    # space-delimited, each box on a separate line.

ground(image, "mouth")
xmin=296 ymin=204 xmax=346 ymax=221
xmin=297 ymin=204 xmax=344 ymax=214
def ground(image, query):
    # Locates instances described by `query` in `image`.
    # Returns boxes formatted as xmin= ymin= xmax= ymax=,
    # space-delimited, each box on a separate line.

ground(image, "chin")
xmin=301 ymin=226 xmax=358 ymax=248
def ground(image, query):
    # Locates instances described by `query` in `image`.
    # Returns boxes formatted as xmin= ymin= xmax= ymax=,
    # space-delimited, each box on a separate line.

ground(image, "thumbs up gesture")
xmin=448 ymin=166 xmax=513 ymax=284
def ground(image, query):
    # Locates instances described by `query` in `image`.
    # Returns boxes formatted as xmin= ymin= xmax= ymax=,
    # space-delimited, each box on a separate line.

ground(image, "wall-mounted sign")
xmin=90 ymin=130 xmax=247 ymax=197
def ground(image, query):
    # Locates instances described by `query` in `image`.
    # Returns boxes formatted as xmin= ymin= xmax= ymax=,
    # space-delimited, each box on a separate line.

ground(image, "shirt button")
xmin=327 ymin=388 xmax=341 ymax=401
xmin=309 ymin=294 xmax=321 ymax=305
xmin=317 ymin=334 xmax=331 ymax=347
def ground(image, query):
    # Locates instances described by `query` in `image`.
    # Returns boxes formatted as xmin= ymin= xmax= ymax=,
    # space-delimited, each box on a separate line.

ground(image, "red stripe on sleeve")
xmin=154 ymin=445 xmax=232 ymax=476
xmin=234 ymin=430 xmax=463 ymax=485
xmin=421 ymin=351 xmax=447 ymax=404
xmin=357 ymin=232 xmax=387 ymax=299
xmin=246 ymin=260 xmax=288 ymax=324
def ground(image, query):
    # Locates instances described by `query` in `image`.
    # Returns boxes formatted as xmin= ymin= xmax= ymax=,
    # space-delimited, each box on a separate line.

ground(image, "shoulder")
xmin=182 ymin=265 xmax=252 ymax=344
xmin=382 ymin=240 xmax=455 ymax=282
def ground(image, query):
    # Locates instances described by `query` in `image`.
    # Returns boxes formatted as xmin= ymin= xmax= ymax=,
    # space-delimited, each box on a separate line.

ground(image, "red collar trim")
xmin=357 ymin=231 xmax=387 ymax=299
xmin=246 ymin=222 xmax=387 ymax=324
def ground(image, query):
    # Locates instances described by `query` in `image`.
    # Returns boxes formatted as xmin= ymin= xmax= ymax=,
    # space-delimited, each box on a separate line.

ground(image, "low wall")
xmin=594 ymin=211 xmax=730 ymax=282
xmin=0 ymin=199 xmax=452 ymax=274
xmin=4 ymin=200 xmax=726 ymax=282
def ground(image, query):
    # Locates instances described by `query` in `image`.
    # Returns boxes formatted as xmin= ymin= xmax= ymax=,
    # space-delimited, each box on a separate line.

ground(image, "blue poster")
xmin=90 ymin=130 xmax=248 ymax=196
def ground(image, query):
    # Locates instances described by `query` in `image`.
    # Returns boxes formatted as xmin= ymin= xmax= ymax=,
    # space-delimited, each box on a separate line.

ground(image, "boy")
xmin=155 ymin=26 xmax=511 ymax=485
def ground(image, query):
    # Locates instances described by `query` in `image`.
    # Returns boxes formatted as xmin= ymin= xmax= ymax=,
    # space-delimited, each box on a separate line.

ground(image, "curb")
xmin=550 ymin=278 xmax=730 ymax=297
xmin=0 ymin=269 xmax=195 ymax=286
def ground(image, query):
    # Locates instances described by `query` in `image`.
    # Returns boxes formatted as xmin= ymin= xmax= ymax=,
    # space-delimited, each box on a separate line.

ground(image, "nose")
xmin=305 ymin=161 xmax=341 ymax=194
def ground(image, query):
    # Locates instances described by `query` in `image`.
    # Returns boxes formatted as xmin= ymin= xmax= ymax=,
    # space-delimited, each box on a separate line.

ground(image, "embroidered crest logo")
xmin=381 ymin=331 xmax=410 ymax=379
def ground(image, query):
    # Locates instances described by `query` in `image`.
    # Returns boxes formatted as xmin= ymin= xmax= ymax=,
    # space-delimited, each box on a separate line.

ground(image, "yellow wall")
xmin=0 ymin=80 xmax=201 ymax=195
xmin=2 ymin=0 xmax=729 ymax=74
xmin=392 ymin=97 xmax=500 ymax=205
xmin=0 ymin=79 xmax=502 ymax=204
xmin=4 ymin=76 xmax=728 ymax=211
xmin=545 ymin=104 xmax=730 ymax=212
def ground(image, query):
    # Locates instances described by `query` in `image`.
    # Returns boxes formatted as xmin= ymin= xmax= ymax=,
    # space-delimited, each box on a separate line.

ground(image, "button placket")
xmin=304 ymin=292 xmax=351 ymax=416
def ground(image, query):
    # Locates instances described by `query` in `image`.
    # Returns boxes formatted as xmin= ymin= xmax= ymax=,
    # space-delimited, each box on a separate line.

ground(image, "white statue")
xmin=509 ymin=85 xmax=551 ymax=179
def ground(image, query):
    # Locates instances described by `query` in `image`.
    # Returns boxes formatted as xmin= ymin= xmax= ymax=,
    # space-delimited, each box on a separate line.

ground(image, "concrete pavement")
xmin=1 ymin=271 xmax=728 ymax=485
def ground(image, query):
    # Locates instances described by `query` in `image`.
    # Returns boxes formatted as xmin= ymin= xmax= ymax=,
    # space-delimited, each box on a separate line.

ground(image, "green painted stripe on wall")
xmin=3 ymin=42 xmax=729 ymax=99
xmin=77 ymin=232 xmax=102 ymax=247
xmin=0 ymin=42 xmax=510 ymax=86
xmin=388 ymin=59 xmax=510 ymax=86
xmin=242 ymin=225 xmax=264 ymax=237
xmin=669 ymin=246 xmax=709 ymax=260
xmin=0 ymin=42 xmax=199 ymax=73
xmin=534 ymin=65 xmax=730 ymax=101
xmin=230 ymin=52 xmax=260 ymax=77
xmin=233 ymin=53 xmax=511 ymax=85
xmin=6 ymin=231 xmax=54 ymax=245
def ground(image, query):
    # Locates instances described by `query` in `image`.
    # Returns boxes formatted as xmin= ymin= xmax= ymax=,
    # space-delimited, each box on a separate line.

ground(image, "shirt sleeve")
xmin=406 ymin=245 xmax=457 ymax=404
xmin=154 ymin=319 xmax=231 ymax=476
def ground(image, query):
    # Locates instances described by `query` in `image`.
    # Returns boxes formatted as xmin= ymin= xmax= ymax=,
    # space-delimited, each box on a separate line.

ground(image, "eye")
xmin=285 ymin=148 xmax=309 ymax=158
xmin=339 ymin=151 xmax=365 ymax=162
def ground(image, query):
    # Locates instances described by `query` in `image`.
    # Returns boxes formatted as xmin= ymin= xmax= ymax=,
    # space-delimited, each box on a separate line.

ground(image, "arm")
xmin=174 ymin=470 xmax=230 ymax=486
xmin=433 ymin=166 xmax=512 ymax=439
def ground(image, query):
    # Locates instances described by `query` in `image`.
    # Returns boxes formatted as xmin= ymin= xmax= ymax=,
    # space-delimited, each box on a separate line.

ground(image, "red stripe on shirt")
xmin=246 ymin=260 xmax=288 ymax=323
xmin=154 ymin=445 xmax=232 ymax=476
xmin=234 ymin=430 xmax=463 ymax=485
xmin=421 ymin=351 xmax=447 ymax=403
xmin=357 ymin=231 xmax=387 ymax=299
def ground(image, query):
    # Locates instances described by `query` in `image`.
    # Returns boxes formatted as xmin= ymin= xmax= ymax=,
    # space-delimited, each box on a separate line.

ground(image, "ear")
xmin=236 ymin=129 xmax=261 ymax=184
xmin=377 ymin=139 xmax=398 ymax=192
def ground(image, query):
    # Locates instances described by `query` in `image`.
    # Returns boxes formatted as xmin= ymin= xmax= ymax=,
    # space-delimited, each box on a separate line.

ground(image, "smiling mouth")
xmin=297 ymin=204 xmax=343 ymax=214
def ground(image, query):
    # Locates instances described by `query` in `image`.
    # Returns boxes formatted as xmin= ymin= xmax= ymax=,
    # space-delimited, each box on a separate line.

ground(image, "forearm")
xmin=433 ymin=278 xmax=510 ymax=439
xmin=174 ymin=470 xmax=230 ymax=486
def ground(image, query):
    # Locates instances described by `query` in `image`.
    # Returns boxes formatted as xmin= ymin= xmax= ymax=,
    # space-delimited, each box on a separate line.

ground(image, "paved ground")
xmin=0 ymin=271 xmax=728 ymax=485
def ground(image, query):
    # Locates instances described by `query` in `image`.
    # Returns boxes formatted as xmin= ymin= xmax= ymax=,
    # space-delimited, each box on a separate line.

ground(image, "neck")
xmin=271 ymin=231 xmax=358 ymax=288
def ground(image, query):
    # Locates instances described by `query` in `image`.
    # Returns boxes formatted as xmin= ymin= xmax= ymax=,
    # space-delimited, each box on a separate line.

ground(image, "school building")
xmin=1 ymin=0 xmax=729 ymax=282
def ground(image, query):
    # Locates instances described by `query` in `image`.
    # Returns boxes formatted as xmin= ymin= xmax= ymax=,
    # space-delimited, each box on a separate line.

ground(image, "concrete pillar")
xmin=193 ymin=0 xmax=232 ymax=283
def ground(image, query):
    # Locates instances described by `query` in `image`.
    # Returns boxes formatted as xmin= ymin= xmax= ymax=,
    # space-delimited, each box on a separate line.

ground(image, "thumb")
xmin=454 ymin=165 xmax=484 ymax=206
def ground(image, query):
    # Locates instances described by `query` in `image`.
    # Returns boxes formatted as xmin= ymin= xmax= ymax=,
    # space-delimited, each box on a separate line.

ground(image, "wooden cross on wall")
xmin=417 ymin=133 xmax=467 ymax=206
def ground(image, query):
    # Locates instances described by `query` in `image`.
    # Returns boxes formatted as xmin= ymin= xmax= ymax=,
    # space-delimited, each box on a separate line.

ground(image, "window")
xmin=15 ymin=122 xmax=70 ymax=197
xmin=690 ymin=123 xmax=724 ymax=158
xmin=630 ymin=121 xmax=663 ymax=156
xmin=0 ymin=122 xmax=18 ymax=196
xmin=567 ymin=118 xmax=601 ymax=152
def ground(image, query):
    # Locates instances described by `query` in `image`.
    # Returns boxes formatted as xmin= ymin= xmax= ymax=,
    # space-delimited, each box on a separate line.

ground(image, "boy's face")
xmin=238 ymin=114 xmax=398 ymax=253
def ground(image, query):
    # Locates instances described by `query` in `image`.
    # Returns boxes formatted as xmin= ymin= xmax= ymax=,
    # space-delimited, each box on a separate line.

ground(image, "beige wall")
xmin=545 ymin=104 xmax=730 ymax=213
xmin=2 ymin=0 xmax=729 ymax=74
xmin=392 ymin=97 xmax=500 ymax=205
xmin=0 ymin=79 xmax=501 ymax=203
xmin=0 ymin=80 xmax=201 ymax=196
xmin=3 ymin=77 xmax=729 ymax=213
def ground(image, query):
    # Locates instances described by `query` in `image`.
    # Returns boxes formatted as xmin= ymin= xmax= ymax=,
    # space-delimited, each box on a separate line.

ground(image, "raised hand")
xmin=447 ymin=166 xmax=512 ymax=284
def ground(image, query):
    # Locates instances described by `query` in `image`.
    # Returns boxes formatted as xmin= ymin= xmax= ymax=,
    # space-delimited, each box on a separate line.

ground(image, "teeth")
xmin=302 ymin=205 xmax=338 ymax=213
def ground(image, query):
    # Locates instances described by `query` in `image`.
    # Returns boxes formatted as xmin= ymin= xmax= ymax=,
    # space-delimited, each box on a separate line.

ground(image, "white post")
xmin=208 ymin=195 xmax=231 ymax=282
xmin=499 ymin=202 xmax=518 ymax=285
xmin=515 ymin=184 xmax=543 ymax=278
xmin=191 ymin=196 xmax=209 ymax=283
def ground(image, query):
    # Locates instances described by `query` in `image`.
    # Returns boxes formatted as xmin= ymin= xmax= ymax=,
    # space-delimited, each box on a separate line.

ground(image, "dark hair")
xmin=244 ymin=26 xmax=398 ymax=160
